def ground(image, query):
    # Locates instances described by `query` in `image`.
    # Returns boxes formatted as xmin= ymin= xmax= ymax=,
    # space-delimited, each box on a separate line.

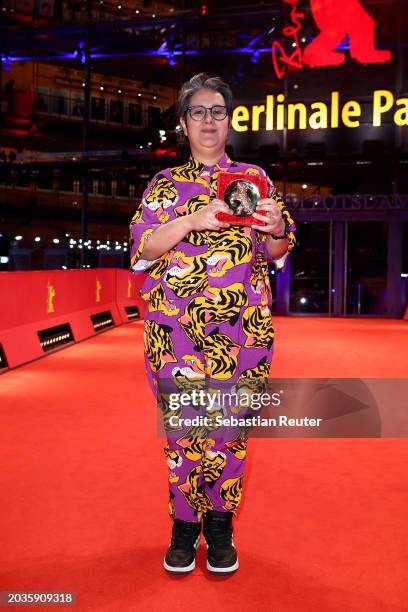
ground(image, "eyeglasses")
xmin=186 ymin=105 xmax=228 ymax=121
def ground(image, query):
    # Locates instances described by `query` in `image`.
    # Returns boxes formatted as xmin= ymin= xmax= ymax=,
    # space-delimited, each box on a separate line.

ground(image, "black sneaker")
xmin=163 ymin=519 xmax=202 ymax=574
xmin=203 ymin=510 xmax=239 ymax=574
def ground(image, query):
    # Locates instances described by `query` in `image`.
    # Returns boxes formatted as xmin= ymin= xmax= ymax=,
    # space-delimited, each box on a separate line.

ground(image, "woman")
xmin=129 ymin=73 xmax=296 ymax=575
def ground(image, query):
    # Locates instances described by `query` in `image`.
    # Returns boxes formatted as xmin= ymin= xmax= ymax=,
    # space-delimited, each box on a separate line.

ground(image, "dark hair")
xmin=175 ymin=72 xmax=233 ymax=122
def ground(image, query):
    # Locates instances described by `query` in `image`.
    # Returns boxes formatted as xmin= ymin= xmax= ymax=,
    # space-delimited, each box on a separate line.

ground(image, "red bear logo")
xmin=303 ymin=0 xmax=392 ymax=66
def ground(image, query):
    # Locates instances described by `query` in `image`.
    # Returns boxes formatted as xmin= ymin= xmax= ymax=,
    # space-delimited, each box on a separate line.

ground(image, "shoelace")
xmin=205 ymin=519 xmax=233 ymax=548
xmin=171 ymin=522 xmax=199 ymax=549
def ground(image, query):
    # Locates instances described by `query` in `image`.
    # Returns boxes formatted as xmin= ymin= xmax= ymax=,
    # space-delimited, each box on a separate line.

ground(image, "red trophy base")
xmin=216 ymin=212 xmax=266 ymax=226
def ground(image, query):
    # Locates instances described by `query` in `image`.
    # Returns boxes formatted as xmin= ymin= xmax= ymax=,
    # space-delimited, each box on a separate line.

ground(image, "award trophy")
xmin=216 ymin=172 xmax=269 ymax=226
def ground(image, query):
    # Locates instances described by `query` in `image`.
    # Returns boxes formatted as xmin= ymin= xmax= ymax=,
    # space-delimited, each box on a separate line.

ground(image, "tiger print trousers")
xmin=143 ymin=298 xmax=275 ymax=523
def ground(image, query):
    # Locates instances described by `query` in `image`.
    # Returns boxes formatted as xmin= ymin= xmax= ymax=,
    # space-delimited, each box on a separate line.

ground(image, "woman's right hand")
xmin=186 ymin=199 xmax=231 ymax=231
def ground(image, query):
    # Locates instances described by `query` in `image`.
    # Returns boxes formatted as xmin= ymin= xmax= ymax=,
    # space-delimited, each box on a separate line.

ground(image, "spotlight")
xmin=1 ymin=54 xmax=12 ymax=71
xmin=300 ymin=297 xmax=307 ymax=304
xmin=167 ymin=52 xmax=176 ymax=66
xmin=34 ymin=236 xmax=41 ymax=242
xmin=73 ymin=43 xmax=86 ymax=64
xmin=53 ymin=238 xmax=60 ymax=244
xmin=251 ymin=50 xmax=261 ymax=64
xmin=15 ymin=235 xmax=22 ymax=241
xmin=302 ymin=184 xmax=308 ymax=190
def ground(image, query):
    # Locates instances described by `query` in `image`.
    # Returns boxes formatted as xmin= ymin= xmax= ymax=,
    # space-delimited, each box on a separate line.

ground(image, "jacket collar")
xmin=188 ymin=151 xmax=233 ymax=175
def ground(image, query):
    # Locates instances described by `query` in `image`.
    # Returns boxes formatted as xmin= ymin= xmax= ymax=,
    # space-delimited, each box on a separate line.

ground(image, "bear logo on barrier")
xmin=96 ymin=279 xmax=102 ymax=303
xmin=47 ymin=281 xmax=56 ymax=314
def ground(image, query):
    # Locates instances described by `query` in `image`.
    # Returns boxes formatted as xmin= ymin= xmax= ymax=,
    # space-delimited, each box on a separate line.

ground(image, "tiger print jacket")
xmin=129 ymin=153 xmax=296 ymax=310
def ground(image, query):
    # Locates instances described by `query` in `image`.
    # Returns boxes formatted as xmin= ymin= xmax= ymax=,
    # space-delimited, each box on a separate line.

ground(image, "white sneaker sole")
xmin=206 ymin=558 xmax=239 ymax=574
xmin=163 ymin=535 xmax=200 ymax=574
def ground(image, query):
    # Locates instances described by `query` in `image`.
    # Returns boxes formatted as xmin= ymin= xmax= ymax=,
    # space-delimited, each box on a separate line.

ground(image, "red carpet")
xmin=0 ymin=317 xmax=407 ymax=611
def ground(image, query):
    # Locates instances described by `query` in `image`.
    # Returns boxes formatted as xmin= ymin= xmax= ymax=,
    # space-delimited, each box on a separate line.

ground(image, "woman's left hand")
xmin=251 ymin=198 xmax=286 ymax=235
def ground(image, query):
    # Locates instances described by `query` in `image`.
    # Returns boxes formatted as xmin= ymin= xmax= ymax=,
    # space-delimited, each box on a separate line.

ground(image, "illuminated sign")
xmin=273 ymin=0 xmax=391 ymax=78
xmin=284 ymin=194 xmax=408 ymax=211
xmin=272 ymin=0 xmax=304 ymax=78
xmin=232 ymin=90 xmax=408 ymax=132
